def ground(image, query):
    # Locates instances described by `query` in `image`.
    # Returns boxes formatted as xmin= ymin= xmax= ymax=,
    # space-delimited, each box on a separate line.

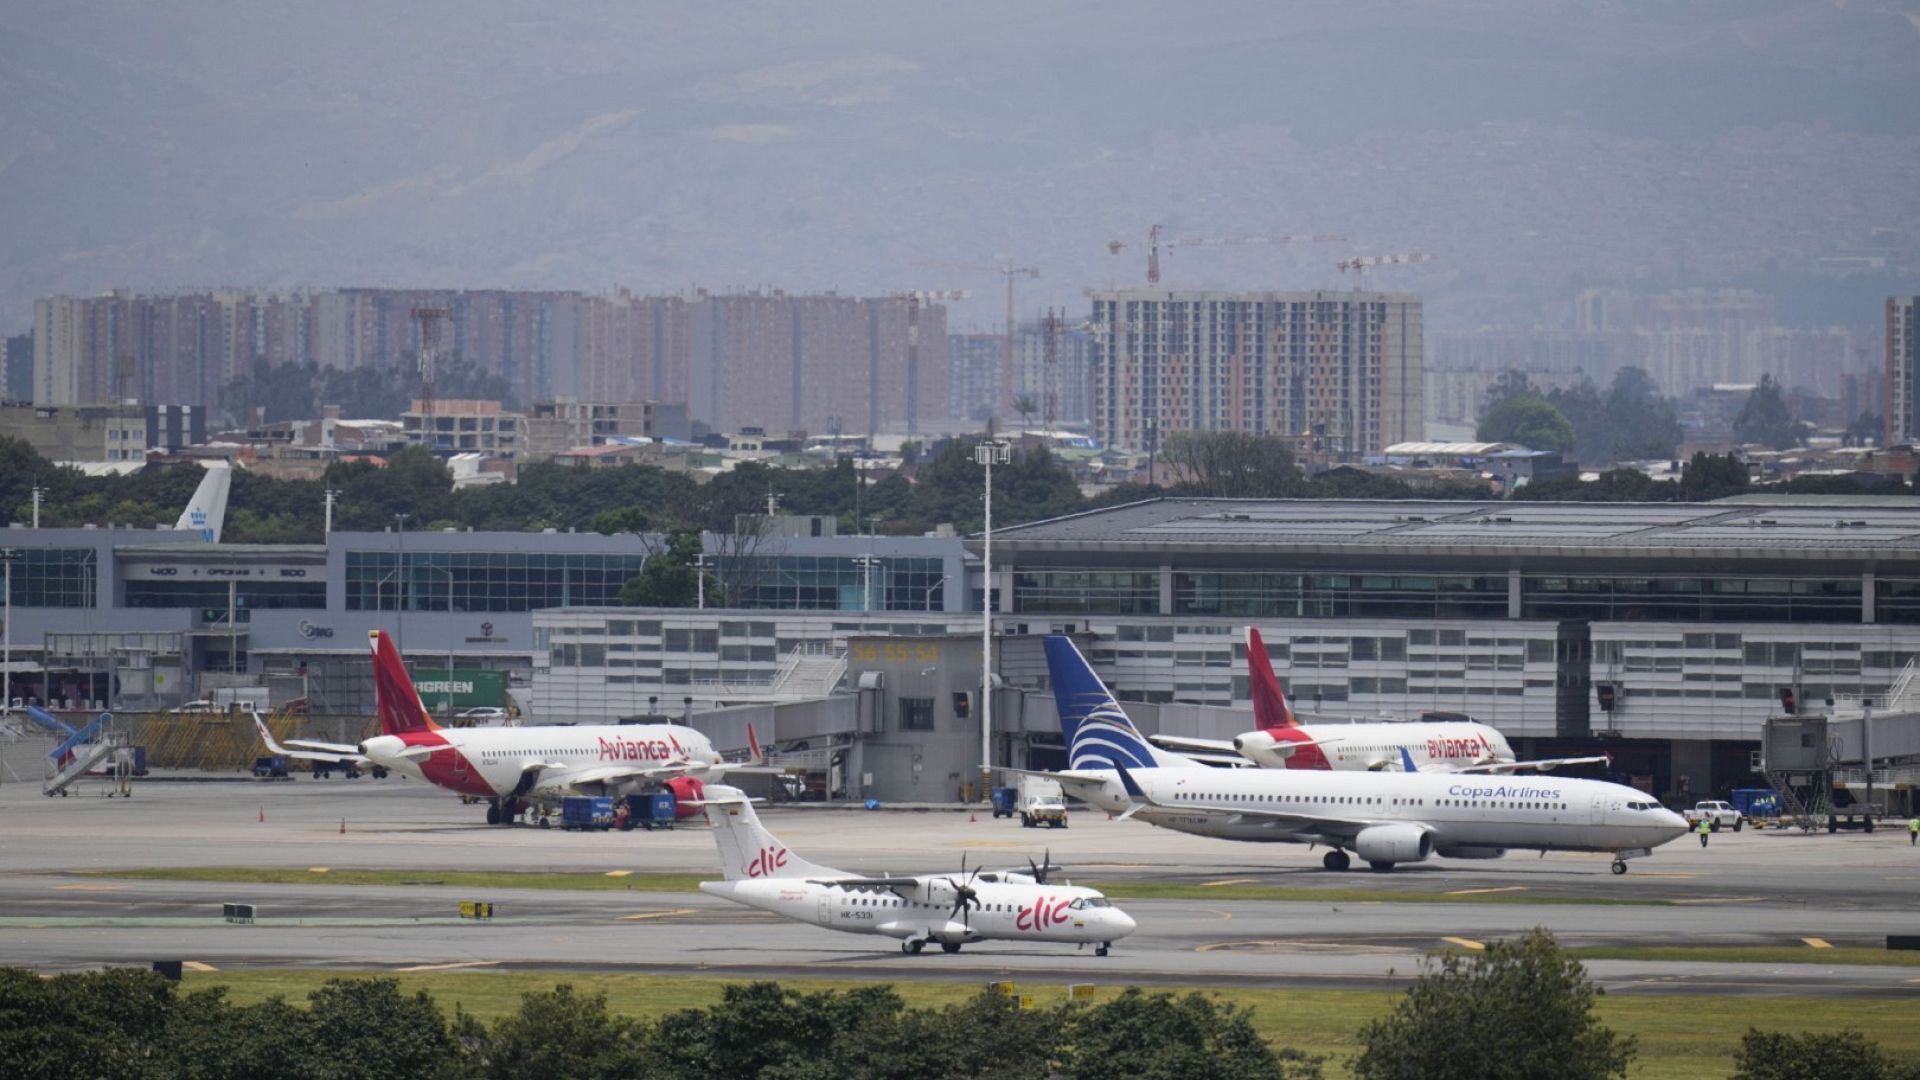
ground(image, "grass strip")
xmin=81 ymin=868 xmax=1668 ymax=905
xmin=1562 ymin=945 xmax=1920 ymax=968
xmin=184 ymin=969 xmax=1920 ymax=1080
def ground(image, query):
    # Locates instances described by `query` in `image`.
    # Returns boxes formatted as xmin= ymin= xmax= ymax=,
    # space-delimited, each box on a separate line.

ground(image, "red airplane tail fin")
xmin=369 ymin=630 xmax=441 ymax=736
xmin=1246 ymin=626 xmax=1297 ymax=730
xmin=746 ymin=722 xmax=766 ymax=765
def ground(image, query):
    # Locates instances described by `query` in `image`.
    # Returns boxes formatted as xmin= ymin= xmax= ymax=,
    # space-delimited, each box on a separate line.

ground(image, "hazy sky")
xmin=7 ymin=0 xmax=1919 ymax=330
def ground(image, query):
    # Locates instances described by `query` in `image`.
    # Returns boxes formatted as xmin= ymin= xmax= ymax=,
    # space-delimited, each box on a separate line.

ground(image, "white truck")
xmin=1682 ymin=800 xmax=1744 ymax=832
xmin=1018 ymin=776 xmax=1069 ymax=829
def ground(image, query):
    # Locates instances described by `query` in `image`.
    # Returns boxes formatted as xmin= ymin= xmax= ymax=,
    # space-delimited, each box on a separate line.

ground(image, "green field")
xmin=86 ymin=867 xmax=1664 ymax=905
xmin=184 ymin=969 xmax=1920 ymax=1080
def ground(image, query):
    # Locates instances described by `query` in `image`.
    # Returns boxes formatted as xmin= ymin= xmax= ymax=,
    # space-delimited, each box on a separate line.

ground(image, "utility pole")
xmin=393 ymin=512 xmax=410 ymax=653
xmin=974 ymin=439 xmax=1011 ymax=804
xmin=322 ymin=489 xmax=340 ymax=536
xmin=2 ymin=548 xmax=16 ymax=713
xmin=31 ymin=485 xmax=45 ymax=528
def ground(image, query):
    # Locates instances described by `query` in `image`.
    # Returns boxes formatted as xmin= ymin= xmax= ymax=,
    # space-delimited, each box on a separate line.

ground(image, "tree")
xmin=1353 ymin=928 xmax=1635 ymax=1080
xmin=617 ymin=526 xmax=708 ymax=607
xmin=1158 ymin=432 xmax=1307 ymax=498
xmin=1516 ymin=468 xmax=1672 ymax=503
xmin=301 ymin=977 xmax=454 ymax=1080
xmin=1679 ymin=451 xmax=1748 ymax=502
xmin=1546 ymin=380 xmax=1609 ymax=463
xmin=1602 ymin=367 xmax=1682 ymax=461
xmin=1733 ymin=374 xmax=1801 ymax=450
xmin=1481 ymin=370 xmax=1538 ymax=414
xmin=1475 ymin=396 xmax=1575 ymax=454
xmin=1846 ymin=411 xmax=1884 ymax=447
xmin=459 ymin=985 xmax=653 ymax=1079
xmin=1013 ymin=394 xmax=1039 ymax=430
xmin=1730 ymin=1028 xmax=1920 ymax=1080
xmin=1058 ymin=987 xmax=1323 ymax=1080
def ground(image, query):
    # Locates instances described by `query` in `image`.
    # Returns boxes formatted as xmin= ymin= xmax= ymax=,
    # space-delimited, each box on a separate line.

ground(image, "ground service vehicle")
xmin=1018 ymin=776 xmax=1069 ymax=828
xmin=1683 ymin=800 xmax=1744 ymax=832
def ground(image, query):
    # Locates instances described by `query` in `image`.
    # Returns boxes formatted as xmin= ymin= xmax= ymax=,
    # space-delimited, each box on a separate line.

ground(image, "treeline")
xmin=6 ymin=931 xmax=1915 ymax=1079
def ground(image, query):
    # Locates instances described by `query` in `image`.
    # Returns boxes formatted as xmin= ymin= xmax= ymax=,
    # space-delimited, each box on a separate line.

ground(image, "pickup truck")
xmin=1682 ymin=800 xmax=1744 ymax=832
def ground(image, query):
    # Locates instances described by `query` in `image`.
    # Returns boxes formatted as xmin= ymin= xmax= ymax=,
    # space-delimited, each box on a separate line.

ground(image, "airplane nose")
xmin=1111 ymin=909 xmax=1138 ymax=937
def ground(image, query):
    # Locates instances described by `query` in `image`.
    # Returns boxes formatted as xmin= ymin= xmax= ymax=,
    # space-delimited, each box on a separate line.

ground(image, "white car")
xmin=455 ymin=706 xmax=508 ymax=724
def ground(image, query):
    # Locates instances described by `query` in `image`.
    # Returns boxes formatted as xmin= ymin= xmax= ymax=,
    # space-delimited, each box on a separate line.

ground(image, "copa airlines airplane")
xmin=697 ymin=784 xmax=1136 ymax=955
xmin=1152 ymin=627 xmax=1606 ymax=775
xmin=1039 ymin=635 xmax=1687 ymax=875
xmin=292 ymin=631 xmax=763 ymax=825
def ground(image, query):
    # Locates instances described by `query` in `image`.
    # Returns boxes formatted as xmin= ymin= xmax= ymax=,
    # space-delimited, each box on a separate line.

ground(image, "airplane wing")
xmin=1453 ymin=754 xmax=1611 ymax=774
xmin=806 ymin=876 xmax=928 ymax=896
xmin=1111 ymin=765 xmax=1378 ymax=840
xmin=1149 ymin=734 xmax=1237 ymax=754
xmin=251 ymin=711 xmax=368 ymax=764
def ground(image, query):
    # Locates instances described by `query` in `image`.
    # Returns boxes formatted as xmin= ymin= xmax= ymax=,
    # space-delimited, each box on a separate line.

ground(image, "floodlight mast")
xmin=975 ymin=439 xmax=1011 ymax=802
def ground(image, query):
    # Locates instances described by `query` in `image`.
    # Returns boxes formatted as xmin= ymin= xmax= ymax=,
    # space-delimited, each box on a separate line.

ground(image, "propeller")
xmin=1027 ymin=848 xmax=1053 ymax=885
xmin=944 ymin=853 xmax=983 ymax=927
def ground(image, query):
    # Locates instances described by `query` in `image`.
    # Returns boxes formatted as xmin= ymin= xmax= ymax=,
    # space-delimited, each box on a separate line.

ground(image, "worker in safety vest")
xmin=1697 ymin=817 xmax=1711 ymax=848
xmin=1908 ymin=816 xmax=1918 ymax=846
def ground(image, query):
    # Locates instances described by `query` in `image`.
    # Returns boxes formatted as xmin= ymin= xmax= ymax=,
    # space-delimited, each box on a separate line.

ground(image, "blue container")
xmin=561 ymin=795 xmax=614 ymax=830
xmin=990 ymin=786 xmax=1018 ymax=816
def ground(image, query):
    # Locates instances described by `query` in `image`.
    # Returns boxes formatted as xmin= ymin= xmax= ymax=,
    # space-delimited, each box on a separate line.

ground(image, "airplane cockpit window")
xmin=1069 ymin=897 xmax=1110 ymax=910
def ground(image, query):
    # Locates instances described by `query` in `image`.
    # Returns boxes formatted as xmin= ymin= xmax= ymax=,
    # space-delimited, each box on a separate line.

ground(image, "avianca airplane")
xmin=303 ymin=631 xmax=766 ymax=825
xmin=1152 ymin=627 xmax=1606 ymax=774
xmin=697 ymin=784 xmax=1135 ymax=955
xmin=1038 ymin=635 xmax=1686 ymax=875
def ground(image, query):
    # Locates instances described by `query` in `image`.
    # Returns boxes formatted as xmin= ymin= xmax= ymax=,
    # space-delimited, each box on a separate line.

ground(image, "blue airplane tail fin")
xmin=1043 ymin=635 xmax=1201 ymax=770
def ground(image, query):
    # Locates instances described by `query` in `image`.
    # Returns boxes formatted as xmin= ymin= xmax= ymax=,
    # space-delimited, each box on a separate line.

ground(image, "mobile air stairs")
xmin=43 ymin=713 xmax=134 ymax=798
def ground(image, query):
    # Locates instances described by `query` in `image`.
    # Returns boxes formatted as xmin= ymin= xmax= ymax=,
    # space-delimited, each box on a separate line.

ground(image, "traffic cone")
xmin=338 ymin=817 xmax=346 ymax=835
xmin=969 ymin=811 xmax=977 ymax=823
xmin=258 ymin=806 xmax=264 ymax=823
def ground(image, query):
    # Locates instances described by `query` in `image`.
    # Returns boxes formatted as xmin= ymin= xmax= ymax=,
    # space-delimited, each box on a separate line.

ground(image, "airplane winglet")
xmin=1399 ymin=747 xmax=1420 ymax=774
xmin=1113 ymin=764 xmax=1150 ymax=820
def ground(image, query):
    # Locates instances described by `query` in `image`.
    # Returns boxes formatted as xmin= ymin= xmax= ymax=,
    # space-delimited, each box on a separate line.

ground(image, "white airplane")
xmin=697 ymin=784 xmax=1136 ymax=955
xmin=173 ymin=462 xmax=231 ymax=543
xmin=252 ymin=711 xmax=382 ymax=777
xmin=1152 ymin=627 xmax=1608 ymax=775
xmin=1039 ymin=635 xmax=1687 ymax=875
xmin=335 ymin=630 xmax=771 ymax=825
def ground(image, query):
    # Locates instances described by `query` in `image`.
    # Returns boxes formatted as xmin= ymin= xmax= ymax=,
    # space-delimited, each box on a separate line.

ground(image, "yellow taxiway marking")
xmin=605 ymin=870 xmax=633 ymax=877
xmin=1803 ymin=937 xmax=1833 ymax=949
xmin=618 ymin=908 xmax=701 ymax=922
xmin=395 ymin=960 xmax=499 ymax=973
xmin=182 ymin=961 xmax=217 ymax=973
xmin=1445 ymin=885 xmax=1527 ymax=896
xmin=1440 ymin=937 xmax=1486 ymax=951
xmin=1202 ymin=878 xmax=1258 ymax=887
xmin=53 ymin=883 xmax=125 ymax=892
xmin=308 ymin=867 xmax=330 ymax=874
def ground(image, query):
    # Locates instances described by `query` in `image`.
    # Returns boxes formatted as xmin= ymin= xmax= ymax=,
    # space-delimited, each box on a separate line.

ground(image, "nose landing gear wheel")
xmin=903 ymin=940 xmax=925 ymax=954
xmin=1323 ymin=849 xmax=1351 ymax=872
xmin=1610 ymin=860 xmax=1628 ymax=875
xmin=941 ymin=942 xmax=963 ymax=954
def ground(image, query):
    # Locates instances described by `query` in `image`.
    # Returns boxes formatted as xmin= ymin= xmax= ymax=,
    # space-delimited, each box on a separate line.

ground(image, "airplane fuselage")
xmin=361 ymin=724 xmax=718 ymax=799
xmin=1257 ymin=720 xmax=1514 ymax=771
xmin=1063 ymin=768 xmax=1687 ymax=857
xmin=699 ymin=877 xmax=1134 ymax=947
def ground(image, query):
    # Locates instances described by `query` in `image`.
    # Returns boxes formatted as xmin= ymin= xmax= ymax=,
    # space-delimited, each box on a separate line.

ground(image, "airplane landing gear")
xmin=902 ymin=940 xmax=925 ymax=954
xmin=941 ymin=942 xmax=963 ymax=954
xmin=1610 ymin=860 xmax=1628 ymax=875
xmin=1369 ymin=861 xmax=1396 ymax=873
xmin=1323 ymin=849 xmax=1351 ymax=872
xmin=1095 ymin=943 xmax=1111 ymax=957
xmin=485 ymin=802 xmax=500 ymax=825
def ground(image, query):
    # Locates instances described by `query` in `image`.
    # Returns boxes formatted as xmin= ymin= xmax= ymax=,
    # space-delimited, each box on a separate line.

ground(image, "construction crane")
xmin=1108 ymin=225 xmax=1347 ymax=284
xmin=894 ymin=290 xmax=972 ymax=438
xmin=1335 ymin=252 xmax=1434 ymax=289
xmin=915 ymin=258 xmax=1039 ymax=417
xmin=411 ymin=306 xmax=451 ymax=453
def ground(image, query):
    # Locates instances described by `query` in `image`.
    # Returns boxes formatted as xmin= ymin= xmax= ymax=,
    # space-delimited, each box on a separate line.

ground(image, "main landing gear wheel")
xmin=1610 ymin=860 xmax=1628 ymax=875
xmin=1323 ymin=850 xmax=1351 ymax=872
xmin=941 ymin=942 xmax=963 ymax=954
xmin=903 ymin=940 xmax=925 ymax=954
xmin=1095 ymin=943 xmax=1111 ymax=957
xmin=485 ymin=803 xmax=500 ymax=825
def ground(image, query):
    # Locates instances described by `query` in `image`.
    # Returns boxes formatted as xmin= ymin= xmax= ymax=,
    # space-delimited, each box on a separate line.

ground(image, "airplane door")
xmin=816 ymin=893 xmax=833 ymax=927
xmin=1589 ymin=794 xmax=1605 ymax=825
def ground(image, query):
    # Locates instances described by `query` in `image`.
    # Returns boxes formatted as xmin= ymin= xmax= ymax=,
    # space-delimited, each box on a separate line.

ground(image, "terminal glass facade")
xmin=126 ymin=580 xmax=326 ymax=610
xmin=344 ymin=551 xmax=646 ymax=613
xmin=715 ymin=556 xmax=948 ymax=612
xmin=5 ymin=548 xmax=97 ymax=608
xmin=1012 ymin=570 xmax=1158 ymax=614
xmin=1521 ymin=575 xmax=1860 ymax=624
xmin=1173 ymin=572 xmax=1509 ymax=620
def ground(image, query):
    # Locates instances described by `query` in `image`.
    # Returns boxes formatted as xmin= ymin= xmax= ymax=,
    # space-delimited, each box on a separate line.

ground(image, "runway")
xmin=4 ymin=774 xmax=1920 ymax=996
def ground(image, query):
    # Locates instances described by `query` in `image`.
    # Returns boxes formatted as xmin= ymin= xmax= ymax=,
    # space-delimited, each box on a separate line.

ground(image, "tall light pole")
xmin=420 ymin=563 xmax=456 ymax=719
xmin=2 ymin=548 xmax=17 ymax=713
xmin=323 ymin=489 xmax=340 ymax=536
xmin=393 ymin=512 xmax=410 ymax=653
xmin=853 ymin=554 xmax=882 ymax=613
xmin=974 ymin=439 xmax=1010 ymax=803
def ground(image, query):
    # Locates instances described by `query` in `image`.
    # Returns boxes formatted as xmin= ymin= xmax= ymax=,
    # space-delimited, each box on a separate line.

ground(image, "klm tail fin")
xmin=173 ymin=463 xmax=231 ymax=543
xmin=369 ymin=630 xmax=441 ymax=736
xmin=1043 ymin=635 xmax=1202 ymax=770
xmin=699 ymin=785 xmax=840 ymax=881
xmin=1246 ymin=627 xmax=1297 ymax=730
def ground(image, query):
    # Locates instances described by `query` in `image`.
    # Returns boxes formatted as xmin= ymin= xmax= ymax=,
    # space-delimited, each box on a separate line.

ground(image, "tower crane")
xmin=1335 ymin=252 xmax=1434 ymax=289
xmin=1107 ymin=225 xmax=1348 ymax=284
xmin=893 ymin=290 xmax=972 ymax=438
xmin=915 ymin=258 xmax=1039 ymax=417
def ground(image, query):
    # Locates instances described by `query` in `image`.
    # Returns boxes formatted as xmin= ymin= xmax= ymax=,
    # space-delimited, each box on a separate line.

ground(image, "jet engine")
xmin=1352 ymin=824 xmax=1434 ymax=867
xmin=1231 ymin=730 xmax=1292 ymax=767
xmin=663 ymin=775 xmax=706 ymax=819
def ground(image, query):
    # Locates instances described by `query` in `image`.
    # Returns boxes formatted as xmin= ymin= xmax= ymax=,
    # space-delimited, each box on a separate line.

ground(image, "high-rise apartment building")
xmin=1890 ymin=296 xmax=1920 ymax=445
xmin=1088 ymin=290 xmax=1422 ymax=455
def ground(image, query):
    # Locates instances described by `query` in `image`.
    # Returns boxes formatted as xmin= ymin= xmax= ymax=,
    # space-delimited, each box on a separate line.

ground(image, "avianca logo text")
xmin=1427 ymin=735 xmax=1492 ymax=760
xmin=1015 ymin=895 xmax=1071 ymax=932
xmin=745 ymin=845 xmax=788 ymax=878
xmin=598 ymin=736 xmax=678 ymax=762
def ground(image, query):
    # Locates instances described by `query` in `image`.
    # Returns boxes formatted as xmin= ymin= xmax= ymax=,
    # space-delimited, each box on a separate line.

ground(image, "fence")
xmin=117 ymin=711 xmax=379 ymax=771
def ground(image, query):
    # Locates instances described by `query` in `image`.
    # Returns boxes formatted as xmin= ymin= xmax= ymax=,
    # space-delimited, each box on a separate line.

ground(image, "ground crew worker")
xmin=1909 ymin=816 xmax=1918 ymax=846
xmin=1698 ymin=817 xmax=1711 ymax=848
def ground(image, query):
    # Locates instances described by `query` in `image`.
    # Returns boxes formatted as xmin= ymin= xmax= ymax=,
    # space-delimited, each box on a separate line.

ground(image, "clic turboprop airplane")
xmin=336 ymin=630 xmax=770 ymax=824
xmin=697 ymin=785 xmax=1136 ymax=956
xmin=1152 ymin=627 xmax=1607 ymax=775
xmin=1037 ymin=635 xmax=1687 ymax=875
